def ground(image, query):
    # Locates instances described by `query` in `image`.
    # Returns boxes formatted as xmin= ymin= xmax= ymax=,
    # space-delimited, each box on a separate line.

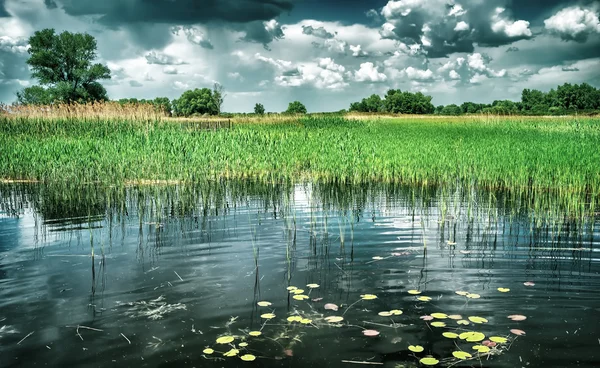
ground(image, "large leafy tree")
xmin=17 ymin=28 xmax=111 ymax=105
xmin=285 ymin=101 xmax=307 ymax=114
xmin=172 ymin=88 xmax=218 ymax=116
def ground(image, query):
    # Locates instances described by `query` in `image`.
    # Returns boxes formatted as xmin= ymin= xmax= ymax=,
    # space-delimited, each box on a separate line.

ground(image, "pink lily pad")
xmin=482 ymin=340 xmax=497 ymax=347
xmin=312 ymin=297 xmax=323 ymax=302
xmin=507 ymin=314 xmax=527 ymax=321
xmin=324 ymin=303 xmax=339 ymax=311
xmin=362 ymin=329 xmax=380 ymax=337
xmin=523 ymin=282 xmax=535 ymax=287
xmin=510 ymin=329 xmax=526 ymax=336
xmin=420 ymin=315 xmax=434 ymax=321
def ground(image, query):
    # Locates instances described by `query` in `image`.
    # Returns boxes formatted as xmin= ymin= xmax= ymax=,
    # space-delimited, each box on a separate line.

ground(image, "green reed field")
xmin=1 ymin=115 xmax=599 ymax=201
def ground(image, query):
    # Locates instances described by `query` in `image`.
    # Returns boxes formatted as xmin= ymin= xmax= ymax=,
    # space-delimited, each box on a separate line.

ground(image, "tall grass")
xmin=1 ymin=113 xmax=599 ymax=219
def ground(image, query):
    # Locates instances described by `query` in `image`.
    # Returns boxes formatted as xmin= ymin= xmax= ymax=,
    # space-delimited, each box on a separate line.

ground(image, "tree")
xmin=285 ymin=101 xmax=307 ymax=114
xmin=254 ymin=103 xmax=265 ymax=115
xmin=16 ymin=85 xmax=54 ymax=105
xmin=18 ymin=28 xmax=111 ymax=104
xmin=441 ymin=104 xmax=461 ymax=115
xmin=172 ymin=88 xmax=218 ymax=117
xmin=212 ymin=83 xmax=225 ymax=114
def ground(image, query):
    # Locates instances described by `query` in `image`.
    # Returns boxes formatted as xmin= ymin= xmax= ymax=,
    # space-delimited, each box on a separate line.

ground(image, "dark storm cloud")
xmin=0 ymin=0 xmax=9 ymax=17
xmin=378 ymin=0 xmax=535 ymax=57
xmin=56 ymin=0 xmax=293 ymax=25
xmin=506 ymin=46 xmax=519 ymax=52
xmin=44 ymin=0 xmax=58 ymax=9
xmin=237 ymin=20 xmax=285 ymax=50
xmin=562 ymin=66 xmax=580 ymax=72
xmin=302 ymin=25 xmax=335 ymax=39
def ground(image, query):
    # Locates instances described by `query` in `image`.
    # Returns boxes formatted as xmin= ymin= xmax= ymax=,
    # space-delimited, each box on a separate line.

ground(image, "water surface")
xmin=0 ymin=182 xmax=599 ymax=367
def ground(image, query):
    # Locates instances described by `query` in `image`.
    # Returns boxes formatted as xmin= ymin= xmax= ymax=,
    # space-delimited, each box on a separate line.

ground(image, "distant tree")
xmin=254 ymin=103 xmax=265 ymax=115
xmin=285 ymin=101 xmax=307 ymax=114
xmin=434 ymin=105 xmax=445 ymax=115
xmin=381 ymin=89 xmax=434 ymax=114
xmin=441 ymin=104 xmax=461 ymax=115
xmin=152 ymin=97 xmax=172 ymax=116
xmin=172 ymin=88 xmax=218 ymax=117
xmin=17 ymin=28 xmax=111 ymax=105
xmin=212 ymin=83 xmax=225 ymax=114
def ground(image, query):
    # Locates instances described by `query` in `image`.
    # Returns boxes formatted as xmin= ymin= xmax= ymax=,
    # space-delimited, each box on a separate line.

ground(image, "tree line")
xmin=349 ymin=83 xmax=600 ymax=116
xmin=11 ymin=28 xmax=600 ymax=117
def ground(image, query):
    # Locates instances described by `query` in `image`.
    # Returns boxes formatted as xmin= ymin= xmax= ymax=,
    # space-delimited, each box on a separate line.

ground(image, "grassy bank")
xmin=1 ymin=114 xmax=599 ymax=195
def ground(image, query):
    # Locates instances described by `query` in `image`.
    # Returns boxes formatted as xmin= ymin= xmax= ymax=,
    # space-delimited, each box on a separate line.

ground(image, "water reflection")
xmin=0 ymin=181 xmax=598 ymax=367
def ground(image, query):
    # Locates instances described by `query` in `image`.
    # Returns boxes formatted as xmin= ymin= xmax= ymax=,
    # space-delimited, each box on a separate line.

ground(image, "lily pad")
xmin=408 ymin=345 xmax=424 ymax=352
xmin=490 ymin=336 xmax=508 ymax=343
xmin=390 ymin=309 xmax=403 ymax=315
xmin=420 ymin=315 xmax=434 ymax=321
xmin=324 ymin=303 xmax=339 ymax=311
xmin=240 ymin=354 xmax=256 ymax=361
xmin=497 ymin=288 xmax=510 ymax=293
xmin=417 ymin=296 xmax=432 ymax=302
xmin=291 ymin=289 xmax=305 ymax=294
xmin=248 ymin=331 xmax=262 ymax=337
xmin=466 ymin=293 xmax=480 ymax=299
xmin=300 ymin=318 xmax=312 ymax=324
xmin=239 ymin=342 xmax=248 ymax=347
xmin=324 ymin=316 xmax=344 ymax=323
xmin=223 ymin=348 xmax=240 ymax=357
xmin=260 ymin=313 xmax=276 ymax=319
xmin=459 ymin=331 xmax=485 ymax=342
xmin=507 ymin=314 xmax=527 ymax=321
xmin=203 ymin=348 xmax=214 ymax=354
xmin=216 ymin=336 xmax=235 ymax=344
xmin=372 ymin=256 xmax=384 ymax=260
xmin=286 ymin=286 xmax=297 ymax=291
xmin=455 ymin=291 xmax=469 ymax=296
xmin=293 ymin=294 xmax=309 ymax=300
xmin=452 ymin=351 xmax=472 ymax=360
xmin=362 ymin=329 xmax=380 ymax=337
xmin=408 ymin=289 xmax=422 ymax=295
xmin=430 ymin=313 xmax=448 ymax=319
xmin=468 ymin=316 xmax=488 ymax=324
xmin=448 ymin=314 xmax=462 ymax=320
xmin=257 ymin=301 xmax=272 ymax=307
xmin=419 ymin=357 xmax=439 ymax=365
xmin=442 ymin=332 xmax=459 ymax=339
xmin=457 ymin=320 xmax=469 ymax=325
xmin=287 ymin=316 xmax=302 ymax=323
xmin=378 ymin=311 xmax=393 ymax=317
xmin=306 ymin=283 xmax=320 ymax=289
xmin=510 ymin=329 xmax=526 ymax=336
xmin=360 ymin=294 xmax=377 ymax=300
xmin=523 ymin=281 xmax=535 ymax=287
xmin=472 ymin=345 xmax=490 ymax=353
xmin=430 ymin=321 xmax=446 ymax=327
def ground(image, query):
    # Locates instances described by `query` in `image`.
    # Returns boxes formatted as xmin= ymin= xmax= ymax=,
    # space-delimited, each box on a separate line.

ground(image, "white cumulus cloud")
xmin=353 ymin=62 xmax=388 ymax=83
xmin=544 ymin=6 xmax=600 ymax=41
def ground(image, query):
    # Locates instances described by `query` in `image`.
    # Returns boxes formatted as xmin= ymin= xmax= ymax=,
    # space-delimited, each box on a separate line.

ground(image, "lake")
xmin=0 ymin=181 xmax=599 ymax=367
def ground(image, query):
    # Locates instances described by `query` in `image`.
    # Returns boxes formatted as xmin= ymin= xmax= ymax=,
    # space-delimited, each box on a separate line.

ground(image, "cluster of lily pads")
xmin=200 ymin=281 xmax=529 ymax=365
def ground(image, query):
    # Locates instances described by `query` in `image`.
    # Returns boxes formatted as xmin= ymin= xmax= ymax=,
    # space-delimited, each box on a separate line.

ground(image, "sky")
xmin=0 ymin=0 xmax=599 ymax=112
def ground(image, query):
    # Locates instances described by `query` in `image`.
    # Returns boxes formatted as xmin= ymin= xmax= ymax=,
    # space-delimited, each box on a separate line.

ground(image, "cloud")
xmin=145 ymin=51 xmax=187 ymax=65
xmin=544 ymin=6 xmax=600 ymax=42
xmin=454 ymin=21 xmax=470 ymax=32
xmin=238 ymin=19 xmax=285 ymax=49
xmin=402 ymin=66 xmax=435 ymax=81
xmin=349 ymin=44 xmax=368 ymax=57
xmin=353 ymin=62 xmax=387 ymax=83
xmin=491 ymin=7 xmax=532 ymax=38
xmin=0 ymin=0 xmax=9 ymax=17
xmin=171 ymin=26 xmax=214 ymax=49
xmin=302 ymin=25 xmax=334 ymax=39
xmin=506 ymin=46 xmax=519 ymax=52
xmin=366 ymin=8 xmax=382 ymax=23
xmin=173 ymin=81 xmax=189 ymax=90
xmin=0 ymin=36 xmax=29 ymax=53
xmin=129 ymin=80 xmax=143 ymax=87
xmin=561 ymin=66 xmax=580 ymax=72
xmin=378 ymin=0 xmax=534 ymax=57
xmin=163 ymin=66 xmax=180 ymax=75
xmin=436 ymin=52 xmax=507 ymax=84
xmin=57 ymin=0 xmax=294 ymax=26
